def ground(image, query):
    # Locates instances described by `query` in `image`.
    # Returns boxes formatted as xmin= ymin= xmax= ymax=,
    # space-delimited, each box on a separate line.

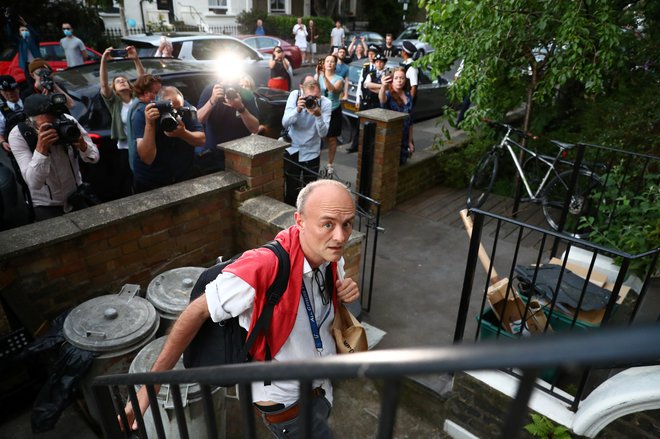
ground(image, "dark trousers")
xmin=284 ymin=151 xmax=320 ymax=206
xmin=33 ymin=205 xmax=65 ymax=222
xmin=259 ymin=397 xmax=333 ymax=439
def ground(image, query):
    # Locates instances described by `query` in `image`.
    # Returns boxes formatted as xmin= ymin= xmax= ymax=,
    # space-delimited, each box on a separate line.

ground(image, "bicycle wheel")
xmin=467 ymin=151 xmax=498 ymax=208
xmin=541 ymin=170 xmax=605 ymax=237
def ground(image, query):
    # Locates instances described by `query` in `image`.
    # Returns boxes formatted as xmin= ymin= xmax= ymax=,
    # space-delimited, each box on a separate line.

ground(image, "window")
xmin=270 ymin=0 xmax=286 ymax=14
xmin=208 ymin=0 xmax=228 ymax=10
xmin=191 ymin=39 xmax=260 ymax=62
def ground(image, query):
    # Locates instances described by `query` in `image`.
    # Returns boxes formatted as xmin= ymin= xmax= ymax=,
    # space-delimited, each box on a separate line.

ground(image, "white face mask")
xmin=21 ymin=30 xmax=30 ymax=38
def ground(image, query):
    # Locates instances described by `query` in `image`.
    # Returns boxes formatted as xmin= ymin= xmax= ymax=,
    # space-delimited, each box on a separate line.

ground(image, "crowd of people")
xmin=0 ymin=14 xmax=428 ymax=437
xmin=0 ymin=16 xmax=421 ymax=229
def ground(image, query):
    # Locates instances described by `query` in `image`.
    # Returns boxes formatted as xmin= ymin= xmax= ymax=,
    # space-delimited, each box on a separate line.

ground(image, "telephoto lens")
xmin=52 ymin=117 xmax=81 ymax=144
xmin=304 ymin=95 xmax=318 ymax=109
xmin=153 ymin=101 xmax=178 ymax=132
xmin=224 ymin=87 xmax=239 ymax=101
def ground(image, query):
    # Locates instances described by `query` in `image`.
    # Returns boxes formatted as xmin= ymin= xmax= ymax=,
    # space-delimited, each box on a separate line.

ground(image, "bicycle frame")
xmin=494 ymin=126 xmax=565 ymax=201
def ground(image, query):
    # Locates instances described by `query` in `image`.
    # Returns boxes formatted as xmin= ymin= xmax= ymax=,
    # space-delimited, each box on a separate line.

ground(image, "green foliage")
xmin=436 ymin=134 xmax=493 ymax=188
xmin=531 ymin=71 xmax=660 ymax=157
xmin=420 ymin=1 xmax=628 ymax=130
xmin=361 ymin=0 xmax=405 ymax=35
xmin=524 ymin=414 xmax=571 ymax=439
xmin=583 ymin=166 xmax=660 ymax=276
xmin=236 ymin=11 xmax=333 ymax=44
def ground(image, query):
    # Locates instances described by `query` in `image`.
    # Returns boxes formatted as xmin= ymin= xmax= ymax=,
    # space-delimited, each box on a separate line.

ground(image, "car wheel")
xmin=338 ymin=115 xmax=354 ymax=145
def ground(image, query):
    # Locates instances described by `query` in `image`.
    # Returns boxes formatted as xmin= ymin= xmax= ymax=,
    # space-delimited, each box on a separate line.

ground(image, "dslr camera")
xmin=34 ymin=94 xmax=80 ymax=145
xmin=224 ymin=85 xmax=240 ymax=101
xmin=303 ymin=95 xmax=319 ymax=109
xmin=153 ymin=101 xmax=198 ymax=132
xmin=38 ymin=69 xmax=55 ymax=92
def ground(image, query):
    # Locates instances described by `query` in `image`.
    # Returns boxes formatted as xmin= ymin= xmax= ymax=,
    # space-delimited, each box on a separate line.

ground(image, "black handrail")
xmin=93 ymin=324 xmax=660 ymax=439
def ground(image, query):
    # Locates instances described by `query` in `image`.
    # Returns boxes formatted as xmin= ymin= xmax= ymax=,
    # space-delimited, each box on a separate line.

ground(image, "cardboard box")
xmin=487 ymin=278 xmax=550 ymax=335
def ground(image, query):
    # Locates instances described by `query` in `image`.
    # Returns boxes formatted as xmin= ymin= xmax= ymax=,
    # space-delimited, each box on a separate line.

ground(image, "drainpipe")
xmin=140 ymin=0 xmax=147 ymax=33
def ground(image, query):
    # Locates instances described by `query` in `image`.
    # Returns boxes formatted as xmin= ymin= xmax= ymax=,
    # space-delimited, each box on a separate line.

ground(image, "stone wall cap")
xmin=357 ymin=108 xmax=409 ymax=123
xmin=218 ymin=134 xmax=288 ymax=158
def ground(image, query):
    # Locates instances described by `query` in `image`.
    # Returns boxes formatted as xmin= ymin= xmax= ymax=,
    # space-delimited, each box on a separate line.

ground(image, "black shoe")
xmin=345 ymin=147 xmax=358 ymax=153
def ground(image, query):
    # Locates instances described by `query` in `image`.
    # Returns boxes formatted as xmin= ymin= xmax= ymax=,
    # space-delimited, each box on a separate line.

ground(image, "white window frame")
xmin=208 ymin=0 xmax=228 ymax=11
xmin=270 ymin=0 xmax=287 ymax=14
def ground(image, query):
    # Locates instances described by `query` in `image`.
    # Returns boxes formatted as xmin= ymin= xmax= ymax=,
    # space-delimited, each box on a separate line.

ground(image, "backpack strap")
xmin=17 ymin=122 xmax=38 ymax=153
xmin=242 ymin=240 xmax=290 ymax=362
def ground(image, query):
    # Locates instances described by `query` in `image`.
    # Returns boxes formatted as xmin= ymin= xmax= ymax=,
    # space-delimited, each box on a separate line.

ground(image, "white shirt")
xmin=117 ymin=101 xmax=131 ymax=150
xmin=8 ymin=114 xmax=99 ymax=208
xmin=403 ymin=58 xmax=419 ymax=87
xmin=292 ymin=24 xmax=308 ymax=49
xmin=0 ymin=99 xmax=24 ymax=136
xmin=206 ymin=257 xmax=347 ymax=407
xmin=330 ymin=27 xmax=345 ymax=47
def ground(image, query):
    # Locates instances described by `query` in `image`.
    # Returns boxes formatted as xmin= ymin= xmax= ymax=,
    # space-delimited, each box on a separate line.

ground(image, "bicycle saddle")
xmin=550 ymin=139 xmax=575 ymax=150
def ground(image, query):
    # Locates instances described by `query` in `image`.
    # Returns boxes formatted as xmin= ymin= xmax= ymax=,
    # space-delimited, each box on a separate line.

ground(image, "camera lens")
xmin=225 ymin=88 xmax=238 ymax=100
xmin=160 ymin=113 xmax=178 ymax=132
xmin=52 ymin=118 xmax=81 ymax=143
xmin=304 ymin=96 xmax=317 ymax=109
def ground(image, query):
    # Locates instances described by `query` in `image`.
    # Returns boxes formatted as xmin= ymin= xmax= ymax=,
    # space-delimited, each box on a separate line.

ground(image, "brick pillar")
xmin=356 ymin=108 xmax=408 ymax=214
xmin=220 ymin=135 xmax=288 ymax=203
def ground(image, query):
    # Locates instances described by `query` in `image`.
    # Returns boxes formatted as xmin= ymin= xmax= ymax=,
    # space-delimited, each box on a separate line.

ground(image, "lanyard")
xmin=301 ymin=279 xmax=331 ymax=353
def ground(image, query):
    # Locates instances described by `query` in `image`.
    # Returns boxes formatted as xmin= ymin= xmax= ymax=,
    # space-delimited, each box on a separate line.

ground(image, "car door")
xmin=413 ymin=67 xmax=449 ymax=121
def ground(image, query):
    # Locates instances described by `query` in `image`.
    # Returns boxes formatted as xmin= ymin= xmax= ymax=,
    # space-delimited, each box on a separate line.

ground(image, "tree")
xmin=419 ymin=0 xmax=626 ymax=134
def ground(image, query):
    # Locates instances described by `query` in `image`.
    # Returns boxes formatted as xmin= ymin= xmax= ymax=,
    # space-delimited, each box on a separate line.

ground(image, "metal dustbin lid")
xmin=146 ymin=267 xmax=204 ymax=317
xmin=130 ymin=336 xmax=203 ymax=405
xmin=64 ymin=286 xmax=158 ymax=353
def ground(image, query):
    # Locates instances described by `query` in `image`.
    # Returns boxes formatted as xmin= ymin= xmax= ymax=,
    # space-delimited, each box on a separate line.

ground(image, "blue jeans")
xmin=262 ymin=397 xmax=333 ymax=439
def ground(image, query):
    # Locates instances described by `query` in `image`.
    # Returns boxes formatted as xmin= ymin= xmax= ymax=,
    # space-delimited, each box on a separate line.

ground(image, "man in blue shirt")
xmin=195 ymin=79 xmax=260 ymax=175
xmin=132 ymin=86 xmax=205 ymax=193
xmin=255 ymin=19 xmax=265 ymax=35
xmin=282 ymin=77 xmax=331 ymax=205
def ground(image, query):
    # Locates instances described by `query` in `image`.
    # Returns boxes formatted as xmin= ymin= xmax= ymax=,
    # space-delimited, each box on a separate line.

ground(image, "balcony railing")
xmin=92 ymin=324 xmax=660 ymax=438
xmin=455 ymin=208 xmax=660 ymax=410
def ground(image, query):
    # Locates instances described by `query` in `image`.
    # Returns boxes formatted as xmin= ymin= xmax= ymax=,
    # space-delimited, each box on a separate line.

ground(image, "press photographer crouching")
xmin=131 ymin=86 xmax=205 ymax=193
xmin=8 ymin=93 xmax=99 ymax=221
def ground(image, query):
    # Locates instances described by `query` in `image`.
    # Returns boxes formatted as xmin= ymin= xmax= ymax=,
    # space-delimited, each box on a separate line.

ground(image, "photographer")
xmin=22 ymin=59 xmax=74 ymax=110
xmin=281 ymin=77 xmax=331 ymax=205
xmin=195 ymin=77 xmax=260 ymax=175
xmin=132 ymin=86 xmax=205 ymax=193
xmin=8 ymin=94 xmax=99 ymax=221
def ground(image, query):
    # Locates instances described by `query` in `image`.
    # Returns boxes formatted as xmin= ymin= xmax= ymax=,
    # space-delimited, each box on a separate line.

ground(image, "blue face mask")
xmin=63 ymin=29 xmax=72 ymax=37
xmin=21 ymin=30 xmax=30 ymax=39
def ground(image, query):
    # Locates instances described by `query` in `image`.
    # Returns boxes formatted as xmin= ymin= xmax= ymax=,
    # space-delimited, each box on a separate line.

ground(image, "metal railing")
xmin=455 ymin=208 xmax=660 ymax=410
xmin=92 ymin=324 xmax=660 ymax=439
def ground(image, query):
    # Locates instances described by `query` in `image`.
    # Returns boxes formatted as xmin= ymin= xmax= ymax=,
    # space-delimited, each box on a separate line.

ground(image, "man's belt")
xmin=256 ymin=387 xmax=326 ymax=424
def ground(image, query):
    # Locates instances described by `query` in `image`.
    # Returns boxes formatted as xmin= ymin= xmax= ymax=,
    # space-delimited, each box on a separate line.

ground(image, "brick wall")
xmin=0 ymin=173 xmax=244 ymax=335
xmin=397 ymin=154 xmax=443 ymax=203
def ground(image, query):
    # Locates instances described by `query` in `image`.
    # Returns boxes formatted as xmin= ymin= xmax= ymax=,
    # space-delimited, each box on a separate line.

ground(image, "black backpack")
xmin=182 ymin=240 xmax=291 ymax=373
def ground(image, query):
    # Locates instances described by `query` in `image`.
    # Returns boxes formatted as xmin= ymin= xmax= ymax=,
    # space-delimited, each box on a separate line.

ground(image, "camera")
xmin=38 ymin=69 xmax=54 ymax=92
xmin=52 ymin=117 xmax=81 ymax=144
xmin=304 ymin=95 xmax=319 ymax=109
xmin=153 ymin=101 xmax=198 ymax=132
xmin=110 ymin=49 xmax=128 ymax=57
xmin=224 ymin=87 xmax=239 ymax=101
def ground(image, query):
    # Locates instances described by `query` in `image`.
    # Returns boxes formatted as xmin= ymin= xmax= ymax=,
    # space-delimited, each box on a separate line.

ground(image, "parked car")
xmin=1 ymin=42 xmax=101 ymax=83
xmin=339 ymin=57 xmax=451 ymax=144
xmin=392 ymin=23 xmax=434 ymax=58
xmin=236 ymin=35 xmax=302 ymax=70
xmin=121 ymin=32 xmax=292 ymax=88
xmin=345 ymin=31 xmax=385 ymax=50
xmin=53 ymin=58 xmax=289 ymax=201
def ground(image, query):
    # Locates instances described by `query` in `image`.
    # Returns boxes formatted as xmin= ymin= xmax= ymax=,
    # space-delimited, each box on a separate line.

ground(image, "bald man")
xmin=124 ymin=180 xmax=360 ymax=438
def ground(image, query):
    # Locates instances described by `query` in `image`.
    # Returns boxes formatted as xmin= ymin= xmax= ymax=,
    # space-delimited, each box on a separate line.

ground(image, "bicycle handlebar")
xmin=482 ymin=118 xmax=539 ymax=140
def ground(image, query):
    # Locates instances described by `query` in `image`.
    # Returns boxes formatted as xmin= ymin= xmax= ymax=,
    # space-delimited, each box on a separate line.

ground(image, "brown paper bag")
xmin=332 ymin=304 xmax=368 ymax=354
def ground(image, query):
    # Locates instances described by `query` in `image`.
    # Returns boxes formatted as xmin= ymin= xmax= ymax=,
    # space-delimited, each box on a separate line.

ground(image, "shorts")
xmin=327 ymin=106 xmax=342 ymax=138
xmin=306 ymin=43 xmax=317 ymax=54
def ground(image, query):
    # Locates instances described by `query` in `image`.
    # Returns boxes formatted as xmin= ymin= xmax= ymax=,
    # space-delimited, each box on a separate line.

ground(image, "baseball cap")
xmin=28 ymin=59 xmax=52 ymax=75
xmin=367 ymin=44 xmax=381 ymax=54
xmin=0 ymin=75 xmax=18 ymax=90
xmin=402 ymin=41 xmax=417 ymax=55
xmin=24 ymin=94 xmax=54 ymax=117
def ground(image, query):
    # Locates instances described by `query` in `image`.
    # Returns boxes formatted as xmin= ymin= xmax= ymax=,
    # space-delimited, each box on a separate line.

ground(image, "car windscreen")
xmin=397 ymin=28 xmax=419 ymax=40
xmin=191 ymin=39 xmax=261 ymax=62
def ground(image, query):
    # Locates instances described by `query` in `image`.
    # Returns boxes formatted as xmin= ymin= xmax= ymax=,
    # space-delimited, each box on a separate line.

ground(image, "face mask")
xmin=63 ymin=29 xmax=72 ymax=37
xmin=21 ymin=31 xmax=30 ymax=38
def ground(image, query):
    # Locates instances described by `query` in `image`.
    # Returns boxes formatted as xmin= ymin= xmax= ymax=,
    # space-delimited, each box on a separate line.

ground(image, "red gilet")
xmin=223 ymin=225 xmax=339 ymax=361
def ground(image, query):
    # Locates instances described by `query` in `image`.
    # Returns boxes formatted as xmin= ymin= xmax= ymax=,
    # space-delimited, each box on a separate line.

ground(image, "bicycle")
xmin=466 ymin=121 xmax=606 ymax=236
